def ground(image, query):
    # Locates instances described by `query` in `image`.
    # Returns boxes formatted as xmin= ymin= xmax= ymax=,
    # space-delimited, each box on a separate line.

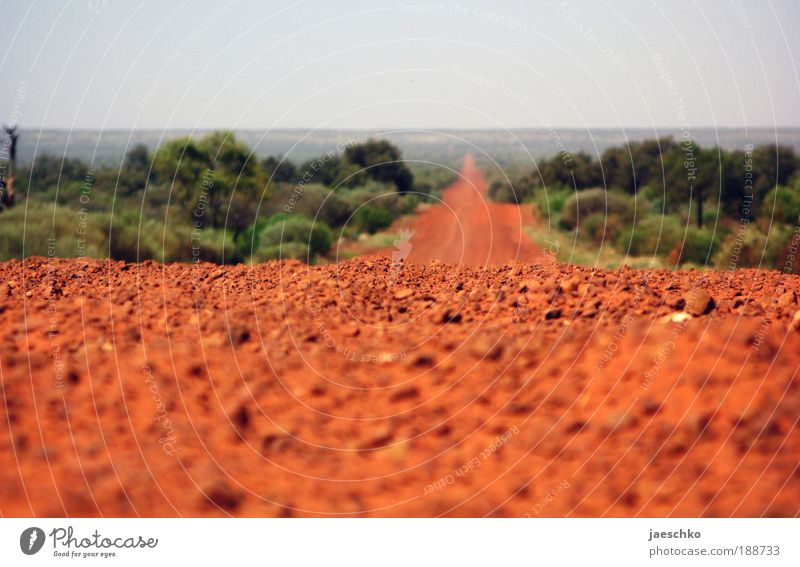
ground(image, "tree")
xmin=153 ymin=131 xmax=260 ymax=228
xmin=153 ymin=136 xmax=209 ymax=211
xmin=198 ymin=130 xmax=260 ymax=227
xmin=262 ymin=155 xmax=297 ymax=183
xmin=752 ymin=144 xmax=797 ymax=199
xmin=124 ymin=143 xmax=151 ymax=170
xmin=120 ymin=143 xmax=152 ymax=195
xmin=342 ymin=139 xmax=413 ymax=192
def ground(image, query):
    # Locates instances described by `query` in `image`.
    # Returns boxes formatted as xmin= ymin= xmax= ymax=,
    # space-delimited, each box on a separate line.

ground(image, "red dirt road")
xmin=400 ymin=155 xmax=542 ymax=265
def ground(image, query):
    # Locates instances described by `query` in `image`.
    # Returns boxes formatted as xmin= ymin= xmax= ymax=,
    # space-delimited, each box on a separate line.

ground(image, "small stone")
xmin=432 ymin=308 xmax=461 ymax=324
xmin=390 ymin=386 xmax=420 ymax=403
xmin=231 ymin=405 xmax=250 ymax=432
xmin=544 ymin=309 xmax=562 ymax=320
xmin=660 ymin=312 xmax=692 ymax=324
xmin=45 ymin=286 xmax=63 ymax=297
xmin=684 ymin=289 xmax=715 ymax=316
xmin=777 ymin=290 xmax=796 ymax=307
xmin=204 ymin=481 xmax=243 ymax=512
xmin=360 ymin=423 xmax=394 ymax=449
xmin=342 ymin=324 xmax=360 ymax=337
xmin=393 ymin=287 xmax=414 ymax=300
xmin=666 ymin=294 xmax=686 ymax=310
xmin=468 ymin=336 xmax=504 ymax=361
xmin=561 ymin=277 xmax=580 ymax=293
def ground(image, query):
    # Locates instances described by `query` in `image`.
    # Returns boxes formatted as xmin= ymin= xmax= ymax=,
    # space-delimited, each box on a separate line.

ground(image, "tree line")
xmin=491 ymin=138 xmax=798 ymax=228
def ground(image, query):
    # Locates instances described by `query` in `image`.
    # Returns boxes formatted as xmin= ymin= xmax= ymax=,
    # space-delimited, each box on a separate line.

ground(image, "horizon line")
xmin=11 ymin=125 xmax=800 ymax=133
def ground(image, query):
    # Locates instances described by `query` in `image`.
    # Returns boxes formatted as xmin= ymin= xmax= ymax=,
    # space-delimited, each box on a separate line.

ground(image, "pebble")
xmin=684 ymin=289 xmax=715 ymax=316
xmin=393 ymin=287 xmax=414 ymax=300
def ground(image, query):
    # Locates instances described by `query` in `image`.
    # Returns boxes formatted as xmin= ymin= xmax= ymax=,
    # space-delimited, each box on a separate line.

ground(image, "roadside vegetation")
xmin=488 ymin=138 xmax=800 ymax=272
xmin=0 ymin=134 xmax=454 ymax=264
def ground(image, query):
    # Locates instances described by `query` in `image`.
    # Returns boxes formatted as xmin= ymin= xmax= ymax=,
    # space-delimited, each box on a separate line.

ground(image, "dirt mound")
xmin=1 ymin=256 xmax=799 ymax=517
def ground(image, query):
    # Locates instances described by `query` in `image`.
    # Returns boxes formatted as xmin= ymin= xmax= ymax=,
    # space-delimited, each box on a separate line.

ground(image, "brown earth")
xmin=1 ymin=160 xmax=799 ymax=518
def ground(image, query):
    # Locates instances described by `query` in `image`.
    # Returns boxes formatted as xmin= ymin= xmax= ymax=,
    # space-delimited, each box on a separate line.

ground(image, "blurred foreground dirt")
xmin=1 ymin=255 xmax=799 ymax=517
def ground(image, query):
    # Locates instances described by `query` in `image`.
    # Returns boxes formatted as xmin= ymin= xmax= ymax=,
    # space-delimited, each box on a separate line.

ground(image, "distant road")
xmin=398 ymin=154 xmax=544 ymax=266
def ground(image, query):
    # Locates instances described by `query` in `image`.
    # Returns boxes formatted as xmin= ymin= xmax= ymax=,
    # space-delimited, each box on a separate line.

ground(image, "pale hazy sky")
xmin=1 ymin=0 xmax=799 ymax=130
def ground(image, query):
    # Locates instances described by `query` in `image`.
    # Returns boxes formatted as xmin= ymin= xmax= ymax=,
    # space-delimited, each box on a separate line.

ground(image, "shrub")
xmin=345 ymin=182 xmax=408 ymax=214
xmin=559 ymin=188 xmax=634 ymax=230
xmin=714 ymin=225 xmax=791 ymax=270
xmin=702 ymin=205 xmax=722 ymax=227
xmin=772 ymin=225 xmax=800 ymax=273
xmin=257 ymin=215 xmax=332 ymax=261
xmin=668 ymin=227 xmax=719 ymax=266
xmin=581 ymin=213 xmax=610 ymax=244
xmin=488 ymin=180 xmax=518 ymax=203
xmin=618 ymin=215 xmax=684 ymax=257
xmin=187 ymin=227 xmax=239 ymax=263
xmin=533 ymin=187 xmax=572 ymax=221
xmin=0 ymin=202 xmax=108 ymax=261
xmin=762 ymin=183 xmax=800 ymax=225
xmin=254 ymin=242 xmax=309 ymax=262
xmin=353 ymin=205 xmax=394 ymax=234
xmin=488 ymin=175 xmax=538 ymax=204
xmin=271 ymin=184 xmax=355 ymax=227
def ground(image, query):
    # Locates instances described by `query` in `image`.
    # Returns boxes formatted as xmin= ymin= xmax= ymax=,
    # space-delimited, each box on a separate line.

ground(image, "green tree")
xmin=153 ymin=136 xmax=209 ymax=207
xmin=120 ymin=143 xmax=152 ymax=195
xmin=342 ymin=139 xmax=413 ymax=192
xmin=199 ymin=130 xmax=260 ymax=227
xmin=153 ymin=131 xmax=260 ymax=228
xmin=262 ymin=155 xmax=297 ymax=183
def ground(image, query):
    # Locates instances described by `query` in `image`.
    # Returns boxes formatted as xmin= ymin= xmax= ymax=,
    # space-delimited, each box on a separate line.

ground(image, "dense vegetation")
xmin=488 ymin=138 xmax=800 ymax=271
xmin=0 ymin=134 xmax=451 ymax=264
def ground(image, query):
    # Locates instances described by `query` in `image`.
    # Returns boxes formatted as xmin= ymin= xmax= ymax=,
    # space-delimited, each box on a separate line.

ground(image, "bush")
xmin=713 ymin=225 xmax=790 ymax=270
xmin=762 ymin=183 xmax=800 ymax=225
xmin=559 ymin=188 xmax=634 ymax=230
xmin=254 ymin=242 xmax=309 ymax=262
xmin=487 ymin=180 xmax=518 ymax=203
xmin=581 ymin=213 xmax=610 ymax=244
xmin=702 ymin=205 xmax=722 ymax=227
xmin=345 ymin=182 xmax=410 ymax=214
xmin=256 ymin=215 xmax=332 ymax=261
xmin=533 ymin=187 xmax=572 ymax=220
xmin=353 ymin=205 xmax=394 ymax=234
xmin=668 ymin=227 xmax=719 ymax=266
xmin=488 ymin=175 xmax=538 ymax=204
xmin=271 ymin=184 xmax=356 ymax=227
xmin=0 ymin=202 xmax=108 ymax=261
xmin=618 ymin=215 xmax=684 ymax=257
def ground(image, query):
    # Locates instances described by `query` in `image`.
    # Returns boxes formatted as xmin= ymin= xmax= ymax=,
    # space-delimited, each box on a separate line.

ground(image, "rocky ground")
xmin=1 ymin=255 xmax=799 ymax=517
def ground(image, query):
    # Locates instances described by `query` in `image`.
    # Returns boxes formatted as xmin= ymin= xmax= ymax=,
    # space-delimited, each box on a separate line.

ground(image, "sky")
xmin=1 ymin=0 xmax=799 ymax=131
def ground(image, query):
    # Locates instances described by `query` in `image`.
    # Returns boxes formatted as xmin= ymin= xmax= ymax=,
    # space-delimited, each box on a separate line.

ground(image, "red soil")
xmin=1 ymin=160 xmax=799 ymax=518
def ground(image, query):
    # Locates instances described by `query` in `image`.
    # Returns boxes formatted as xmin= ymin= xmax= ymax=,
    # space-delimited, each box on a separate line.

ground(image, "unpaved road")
xmin=398 ymin=154 xmax=543 ymax=265
xmin=0 ymin=157 xmax=799 ymax=517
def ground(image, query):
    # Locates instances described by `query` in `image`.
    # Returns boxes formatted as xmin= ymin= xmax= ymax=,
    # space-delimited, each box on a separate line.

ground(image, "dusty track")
xmin=1 ymin=253 xmax=799 ymax=517
xmin=396 ymin=154 xmax=542 ymax=265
